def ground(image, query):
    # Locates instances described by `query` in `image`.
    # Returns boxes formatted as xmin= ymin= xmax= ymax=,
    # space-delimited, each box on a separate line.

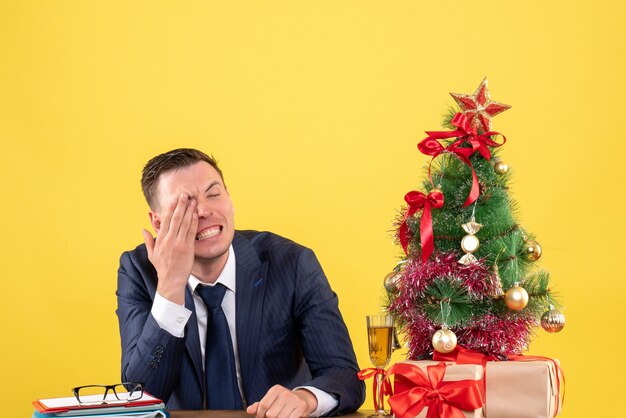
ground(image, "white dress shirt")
xmin=150 ymin=246 xmax=337 ymax=416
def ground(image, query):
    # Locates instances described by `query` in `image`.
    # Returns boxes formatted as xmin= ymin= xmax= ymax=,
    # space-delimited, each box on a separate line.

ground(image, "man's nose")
xmin=194 ymin=197 xmax=212 ymax=217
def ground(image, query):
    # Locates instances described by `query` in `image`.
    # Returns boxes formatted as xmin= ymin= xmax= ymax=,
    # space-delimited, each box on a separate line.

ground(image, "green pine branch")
xmin=422 ymin=278 xmax=491 ymax=327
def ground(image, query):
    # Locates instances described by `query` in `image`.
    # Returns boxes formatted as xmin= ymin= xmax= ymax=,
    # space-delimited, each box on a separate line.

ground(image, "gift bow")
xmin=385 ymin=362 xmax=484 ymax=418
xmin=398 ymin=189 xmax=444 ymax=262
xmin=418 ymin=113 xmax=506 ymax=207
xmin=357 ymin=368 xmax=391 ymax=411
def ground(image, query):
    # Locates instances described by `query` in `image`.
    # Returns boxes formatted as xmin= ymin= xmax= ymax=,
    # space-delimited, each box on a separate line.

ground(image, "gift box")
xmin=388 ymin=360 xmax=485 ymax=418
xmin=485 ymin=359 xmax=562 ymax=418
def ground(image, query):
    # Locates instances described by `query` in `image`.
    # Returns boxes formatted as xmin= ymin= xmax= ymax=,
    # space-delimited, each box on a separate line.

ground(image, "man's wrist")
xmin=156 ymin=283 xmax=186 ymax=305
xmin=151 ymin=291 xmax=192 ymax=337
xmin=294 ymin=386 xmax=338 ymax=417
xmin=293 ymin=388 xmax=317 ymax=416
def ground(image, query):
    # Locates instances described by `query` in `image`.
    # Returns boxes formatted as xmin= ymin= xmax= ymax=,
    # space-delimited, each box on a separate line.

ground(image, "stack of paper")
xmin=32 ymin=392 xmax=166 ymax=418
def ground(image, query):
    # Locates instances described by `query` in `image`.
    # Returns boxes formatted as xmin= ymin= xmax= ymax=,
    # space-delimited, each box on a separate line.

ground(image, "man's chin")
xmin=194 ymin=244 xmax=230 ymax=263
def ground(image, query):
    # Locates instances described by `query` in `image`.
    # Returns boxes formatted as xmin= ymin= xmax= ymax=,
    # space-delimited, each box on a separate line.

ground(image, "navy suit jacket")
xmin=116 ymin=230 xmax=365 ymax=415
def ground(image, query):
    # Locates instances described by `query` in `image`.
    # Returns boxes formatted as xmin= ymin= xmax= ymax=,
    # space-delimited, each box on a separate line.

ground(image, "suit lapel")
xmin=233 ymin=233 xmax=268 ymax=399
xmin=184 ymin=287 xmax=204 ymax=391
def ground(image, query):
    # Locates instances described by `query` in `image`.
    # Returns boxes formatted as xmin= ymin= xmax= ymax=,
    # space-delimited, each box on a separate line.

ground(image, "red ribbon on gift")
xmin=433 ymin=345 xmax=497 ymax=366
xmin=432 ymin=345 xmax=496 ymax=398
xmin=357 ymin=368 xmax=391 ymax=411
xmin=418 ymin=113 xmax=506 ymax=207
xmin=398 ymin=189 xmax=444 ymax=262
xmin=385 ymin=362 xmax=484 ymax=418
xmin=433 ymin=346 xmax=565 ymax=415
xmin=508 ymin=354 xmax=565 ymax=415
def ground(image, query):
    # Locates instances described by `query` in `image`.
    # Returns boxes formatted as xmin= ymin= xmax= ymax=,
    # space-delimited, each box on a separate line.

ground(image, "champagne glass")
xmin=366 ymin=314 xmax=394 ymax=418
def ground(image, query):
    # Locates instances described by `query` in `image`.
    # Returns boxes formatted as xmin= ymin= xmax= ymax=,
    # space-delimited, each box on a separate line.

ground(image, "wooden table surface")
xmin=169 ymin=410 xmax=373 ymax=417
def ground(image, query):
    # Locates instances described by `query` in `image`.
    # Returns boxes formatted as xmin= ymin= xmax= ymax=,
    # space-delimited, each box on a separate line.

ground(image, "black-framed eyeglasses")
xmin=72 ymin=382 xmax=144 ymax=405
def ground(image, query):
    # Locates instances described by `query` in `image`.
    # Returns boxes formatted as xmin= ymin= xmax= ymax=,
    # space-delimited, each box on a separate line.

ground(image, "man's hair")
xmin=141 ymin=148 xmax=224 ymax=210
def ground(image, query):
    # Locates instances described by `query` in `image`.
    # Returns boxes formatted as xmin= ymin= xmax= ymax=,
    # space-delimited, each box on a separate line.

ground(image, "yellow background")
xmin=1 ymin=1 xmax=624 ymax=416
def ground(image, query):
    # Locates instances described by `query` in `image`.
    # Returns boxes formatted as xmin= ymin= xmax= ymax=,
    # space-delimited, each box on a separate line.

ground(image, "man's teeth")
xmin=196 ymin=227 xmax=221 ymax=240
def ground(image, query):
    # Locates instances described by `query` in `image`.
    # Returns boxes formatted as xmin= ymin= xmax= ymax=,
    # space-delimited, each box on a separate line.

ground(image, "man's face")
xmin=149 ymin=161 xmax=235 ymax=268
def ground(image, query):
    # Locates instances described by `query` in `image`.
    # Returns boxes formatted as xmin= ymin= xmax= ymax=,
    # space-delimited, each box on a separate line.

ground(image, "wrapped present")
xmin=386 ymin=360 xmax=484 ymax=418
xmin=485 ymin=358 xmax=563 ymax=418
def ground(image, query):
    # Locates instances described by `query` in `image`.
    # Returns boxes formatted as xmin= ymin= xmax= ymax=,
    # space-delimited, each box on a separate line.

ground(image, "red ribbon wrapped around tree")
xmin=398 ymin=189 xmax=444 ymax=262
xmin=385 ymin=362 xmax=484 ymax=418
xmin=418 ymin=113 xmax=506 ymax=207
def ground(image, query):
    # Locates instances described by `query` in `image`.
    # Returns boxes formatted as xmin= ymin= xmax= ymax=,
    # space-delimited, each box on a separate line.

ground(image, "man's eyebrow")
xmin=205 ymin=181 xmax=222 ymax=192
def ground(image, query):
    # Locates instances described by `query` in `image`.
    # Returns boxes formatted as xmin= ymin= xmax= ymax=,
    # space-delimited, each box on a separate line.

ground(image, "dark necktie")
xmin=196 ymin=284 xmax=243 ymax=410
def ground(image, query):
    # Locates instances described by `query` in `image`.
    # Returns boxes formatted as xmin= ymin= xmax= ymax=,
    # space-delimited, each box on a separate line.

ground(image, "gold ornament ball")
xmin=504 ymin=284 xmax=529 ymax=311
xmin=432 ymin=327 xmax=457 ymax=353
xmin=494 ymin=161 xmax=509 ymax=175
xmin=384 ymin=271 xmax=401 ymax=293
xmin=541 ymin=308 xmax=566 ymax=333
xmin=522 ymin=240 xmax=542 ymax=261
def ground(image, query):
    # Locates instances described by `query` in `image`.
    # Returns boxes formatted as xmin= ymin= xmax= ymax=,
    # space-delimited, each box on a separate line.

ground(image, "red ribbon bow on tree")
xmin=418 ymin=113 xmax=506 ymax=207
xmin=399 ymin=189 xmax=444 ymax=262
xmin=385 ymin=362 xmax=484 ymax=418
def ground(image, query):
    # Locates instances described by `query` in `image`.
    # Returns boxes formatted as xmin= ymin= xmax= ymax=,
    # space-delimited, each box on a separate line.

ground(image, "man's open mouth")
xmin=195 ymin=226 xmax=222 ymax=241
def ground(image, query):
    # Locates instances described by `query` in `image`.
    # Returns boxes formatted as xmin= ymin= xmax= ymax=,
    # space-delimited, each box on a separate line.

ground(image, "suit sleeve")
xmin=116 ymin=250 xmax=187 ymax=403
xmin=293 ymin=248 xmax=366 ymax=416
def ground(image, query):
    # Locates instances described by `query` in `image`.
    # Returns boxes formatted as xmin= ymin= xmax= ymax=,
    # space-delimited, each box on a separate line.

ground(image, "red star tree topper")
xmin=450 ymin=78 xmax=511 ymax=133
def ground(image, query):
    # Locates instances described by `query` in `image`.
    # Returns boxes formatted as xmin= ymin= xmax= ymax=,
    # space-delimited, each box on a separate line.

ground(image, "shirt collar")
xmin=188 ymin=245 xmax=236 ymax=293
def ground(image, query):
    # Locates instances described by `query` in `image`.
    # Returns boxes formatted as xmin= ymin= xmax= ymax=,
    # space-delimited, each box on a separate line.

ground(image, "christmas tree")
xmin=386 ymin=79 xmax=565 ymax=360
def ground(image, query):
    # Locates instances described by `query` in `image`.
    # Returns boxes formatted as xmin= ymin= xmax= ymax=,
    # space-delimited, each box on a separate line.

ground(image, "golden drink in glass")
xmin=368 ymin=326 xmax=393 ymax=368
xmin=366 ymin=315 xmax=393 ymax=418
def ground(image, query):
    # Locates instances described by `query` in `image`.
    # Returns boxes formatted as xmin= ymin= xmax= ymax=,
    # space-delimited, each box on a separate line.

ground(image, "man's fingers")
xmin=264 ymin=397 xmax=289 ymax=418
xmin=288 ymin=411 xmax=302 ymax=418
xmin=246 ymin=402 xmax=259 ymax=415
xmin=251 ymin=385 xmax=312 ymax=418
xmin=288 ymin=406 xmax=305 ymax=418
xmin=158 ymin=197 xmax=178 ymax=237
xmin=186 ymin=209 xmax=199 ymax=243
xmin=246 ymin=386 xmax=315 ymax=418
xmin=169 ymin=194 xmax=192 ymax=238
xmin=180 ymin=198 xmax=197 ymax=241
xmin=252 ymin=387 xmax=279 ymax=418
xmin=142 ymin=229 xmax=155 ymax=259
xmin=254 ymin=399 xmax=270 ymax=418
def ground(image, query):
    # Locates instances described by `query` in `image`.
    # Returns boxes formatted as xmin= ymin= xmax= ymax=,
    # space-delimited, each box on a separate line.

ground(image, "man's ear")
xmin=149 ymin=211 xmax=161 ymax=233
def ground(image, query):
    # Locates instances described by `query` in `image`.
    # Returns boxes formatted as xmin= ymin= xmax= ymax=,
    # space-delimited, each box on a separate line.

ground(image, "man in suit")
xmin=116 ymin=148 xmax=365 ymax=417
